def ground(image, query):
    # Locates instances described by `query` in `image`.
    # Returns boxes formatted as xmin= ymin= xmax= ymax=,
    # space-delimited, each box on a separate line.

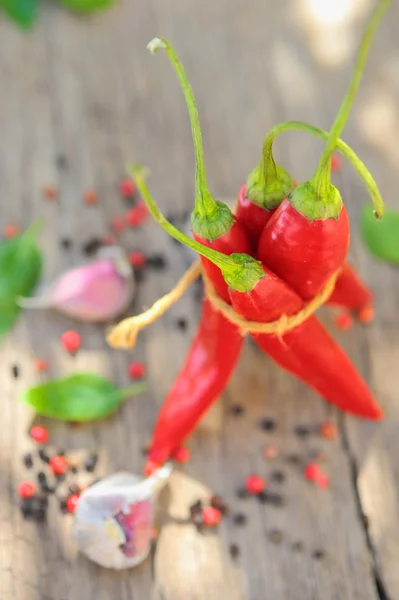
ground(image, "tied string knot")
xmin=107 ymin=259 xmax=339 ymax=350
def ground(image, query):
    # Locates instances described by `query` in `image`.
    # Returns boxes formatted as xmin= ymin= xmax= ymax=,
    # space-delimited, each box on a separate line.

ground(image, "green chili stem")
xmin=260 ymin=121 xmax=384 ymax=218
xmin=129 ymin=165 xmax=238 ymax=275
xmin=148 ymin=37 xmax=216 ymax=217
xmin=118 ymin=381 xmax=148 ymax=400
xmin=312 ymin=0 xmax=391 ymax=198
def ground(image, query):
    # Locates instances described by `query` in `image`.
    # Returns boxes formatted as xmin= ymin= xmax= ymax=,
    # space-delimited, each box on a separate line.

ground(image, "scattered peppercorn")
xmin=3 ymin=223 xmax=20 ymax=238
xmin=245 ymin=474 xmax=265 ymax=495
xmin=358 ymin=305 xmax=375 ymax=324
xmin=59 ymin=499 xmax=69 ymax=514
xmin=189 ymin=499 xmax=203 ymax=519
xmin=129 ymin=251 xmax=147 ymax=268
xmin=60 ymin=330 xmax=81 ymax=354
xmin=55 ymin=154 xmax=68 ymax=169
xmin=202 ymin=506 xmax=222 ymax=527
xmin=232 ymin=513 xmax=247 ymax=526
xmin=257 ymin=491 xmax=269 ymax=504
xmin=23 ymin=453 xmax=33 ymax=469
xmin=319 ymin=421 xmax=338 ymax=440
xmin=18 ymin=481 xmax=36 ymax=499
xmin=119 ymin=178 xmax=136 ymax=198
xmin=71 ymin=466 xmax=78 ymax=475
xmin=84 ymin=453 xmax=98 ymax=473
xmin=175 ymin=317 xmax=188 ymax=331
xmin=125 ymin=201 xmax=148 ymax=227
xmin=286 ymin=453 xmax=302 ymax=465
xmin=38 ymin=448 xmax=50 ymax=464
xmin=315 ymin=473 xmax=330 ymax=489
xmin=229 ymin=543 xmax=240 ymax=559
xmin=259 ymin=417 xmax=276 ymax=432
xmin=294 ymin=425 xmax=312 ymax=438
xmin=304 ymin=463 xmax=321 ymax=482
xmin=20 ymin=497 xmax=33 ymax=519
xmin=82 ymin=237 xmax=103 ymax=256
xmin=112 ymin=216 xmax=125 ymax=232
xmin=263 ymin=444 xmax=278 ymax=460
xmin=334 ymin=311 xmax=354 ymax=331
xmin=60 ymin=237 xmax=72 ymax=250
xmin=128 ymin=361 xmax=145 ymax=380
xmin=42 ymin=185 xmax=57 ymax=200
xmin=30 ymin=425 xmax=49 ymax=445
xmin=230 ymin=404 xmax=245 ymax=417
xmin=84 ymin=189 xmax=98 ymax=205
xmin=147 ymin=253 xmax=167 ymax=271
xmin=271 ymin=471 xmax=286 ymax=484
xmin=210 ymin=495 xmax=229 ymax=515
xmin=30 ymin=496 xmax=48 ymax=522
xmin=292 ymin=541 xmax=304 ymax=552
xmin=312 ymin=549 xmax=326 ymax=560
xmin=66 ymin=494 xmax=80 ymax=514
xmin=49 ymin=455 xmax=69 ymax=476
xmin=172 ymin=446 xmax=190 ymax=464
xmin=34 ymin=359 xmax=49 ymax=373
xmin=268 ymin=529 xmax=284 ymax=544
xmin=11 ymin=364 xmax=20 ymax=379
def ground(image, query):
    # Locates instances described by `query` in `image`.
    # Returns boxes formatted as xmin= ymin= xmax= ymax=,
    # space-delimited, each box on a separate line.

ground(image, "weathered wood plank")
xmin=1 ymin=0 xmax=396 ymax=599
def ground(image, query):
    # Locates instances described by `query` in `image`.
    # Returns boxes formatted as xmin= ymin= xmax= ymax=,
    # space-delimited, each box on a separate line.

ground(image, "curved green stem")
xmin=148 ymin=37 xmax=216 ymax=217
xmin=312 ymin=0 xmax=391 ymax=198
xmin=261 ymin=121 xmax=384 ymax=218
xmin=128 ymin=164 xmax=263 ymax=292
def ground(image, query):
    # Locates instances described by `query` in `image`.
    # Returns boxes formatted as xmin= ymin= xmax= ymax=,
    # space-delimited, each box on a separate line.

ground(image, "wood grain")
xmin=0 ymin=0 xmax=397 ymax=598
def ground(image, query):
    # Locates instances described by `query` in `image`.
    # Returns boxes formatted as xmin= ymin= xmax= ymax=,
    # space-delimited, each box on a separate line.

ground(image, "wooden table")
xmin=1 ymin=1 xmax=398 ymax=598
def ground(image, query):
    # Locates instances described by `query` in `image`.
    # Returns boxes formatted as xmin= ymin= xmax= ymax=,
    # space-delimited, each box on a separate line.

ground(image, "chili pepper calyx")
xmin=191 ymin=201 xmax=235 ymax=240
xmin=288 ymin=181 xmax=342 ymax=221
xmin=246 ymin=164 xmax=294 ymax=209
xmin=222 ymin=254 xmax=265 ymax=293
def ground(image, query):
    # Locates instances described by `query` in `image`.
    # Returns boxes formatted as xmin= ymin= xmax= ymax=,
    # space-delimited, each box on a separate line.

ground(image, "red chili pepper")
xmin=328 ymin=261 xmax=373 ymax=311
xmin=257 ymin=8 xmax=387 ymax=299
xmin=145 ymin=299 xmax=243 ymax=473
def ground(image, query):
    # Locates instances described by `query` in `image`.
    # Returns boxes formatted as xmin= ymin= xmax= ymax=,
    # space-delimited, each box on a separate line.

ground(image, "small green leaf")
xmin=22 ymin=373 xmax=147 ymax=421
xmin=59 ymin=0 xmax=115 ymax=13
xmin=0 ymin=224 xmax=42 ymax=342
xmin=1 ymin=0 xmax=38 ymax=27
xmin=361 ymin=206 xmax=399 ymax=264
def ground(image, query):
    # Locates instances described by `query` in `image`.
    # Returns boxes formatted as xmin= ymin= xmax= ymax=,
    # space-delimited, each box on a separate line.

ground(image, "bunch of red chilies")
xmin=130 ymin=1 xmax=391 ymax=475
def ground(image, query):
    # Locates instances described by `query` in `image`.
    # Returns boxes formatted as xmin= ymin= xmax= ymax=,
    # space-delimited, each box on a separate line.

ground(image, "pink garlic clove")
xmin=18 ymin=248 xmax=134 ymax=323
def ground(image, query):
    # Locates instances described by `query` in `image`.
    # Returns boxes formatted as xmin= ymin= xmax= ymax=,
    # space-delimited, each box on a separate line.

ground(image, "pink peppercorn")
xmin=304 ymin=463 xmax=321 ymax=482
xmin=49 ymin=456 xmax=69 ymax=476
xmin=128 ymin=361 xmax=145 ymax=379
xmin=202 ymin=506 xmax=222 ymax=527
xmin=60 ymin=330 xmax=81 ymax=354
xmin=30 ymin=425 xmax=49 ymax=444
xmin=18 ymin=481 xmax=36 ymax=499
xmin=66 ymin=494 xmax=80 ymax=514
xmin=120 ymin=178 xmax=136 ymax=197
xmin=129 ymin=251 xmax=146 ymax=268
xmin=245 ymin=474 xmax=265 ymax=494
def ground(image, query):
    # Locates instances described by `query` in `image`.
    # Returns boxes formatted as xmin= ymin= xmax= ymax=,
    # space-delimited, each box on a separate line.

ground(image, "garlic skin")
xmin=18 ymin=246 xmax=134 ymax=323
xmin=73 ymin=466 xmax=172 ymax=570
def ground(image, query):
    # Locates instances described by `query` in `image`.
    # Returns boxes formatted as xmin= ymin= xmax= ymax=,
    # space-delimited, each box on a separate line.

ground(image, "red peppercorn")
xmin=316 ymin=473 xmax=330 ymax=489
xmin=331 ymin=153 xmax=342 ymax=172
xmin=30 ymin=425 xmax=49 ymax=444
xmin=202 ymin=506 xmax=222 ymax=527
xmin=49 ymin=456 xmax=69 ymax=476
xmin=102 ymin=234 xmax=116 ymax=246
xmin=119 ymin=178 xmax=136 ymax=197
xmin=245 ymin=474 xmax=265 ymax=494
xmin=60 ymin=330 xmax=81 ymax=354
xmin=263 ymin=444 xmax=278 ymax=460
xmin=18 ymin=481 xmax=36 ymax=498
xmin=172 ymin=446 xmax=190 ymax=464
xmin=3 ymin=223 xmax=19 ymax=238
xmin=129 ymin=251 xmax=147 ymax=268
xmin=128 ymin=361 xmax=145 ymax=379
xmin=319 ymin=421 xmax=338 ymax=440
xmin=34 ymin=359 xmax=49 ymax=373
xmin=358 ymin=305 xmax=375 ymax=324
xmin=84 ymin=189 xmax=98 ymax=205
xmin=112 ymin=216 xmax=125 ymax=233
xmin=66 ymin=493 xmax=80 ymax=514
xmin=304 ymin=463 xmax=321 ymax=482
xmin=43 ymin=185 xmax=57 ymax=200
xmin=125 ymin=201 xmax=148 ymax=227
xmin=333 ymin=311 xmax=354 ymax=331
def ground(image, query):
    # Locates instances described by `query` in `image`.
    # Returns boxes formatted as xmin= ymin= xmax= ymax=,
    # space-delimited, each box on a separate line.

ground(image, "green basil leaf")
xmin=0 ymin=225 xmax=42 ymax=342
xmin=59 ymin=0 xmax=115 ymax=13
xmin=22 ymin=373 xmax=147 ymax=421
xmin=361 ymin=206 xmax=399 ymax=264
xmin=1 ymin=0 xmax=38 ymax=27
